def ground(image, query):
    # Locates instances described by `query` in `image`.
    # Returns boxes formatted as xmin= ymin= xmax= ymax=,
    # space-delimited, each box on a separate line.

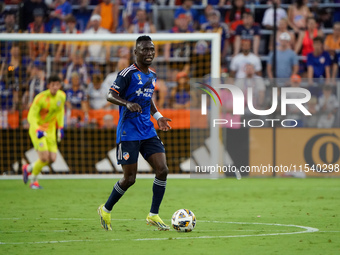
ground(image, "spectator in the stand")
xmin=0 ymin=75 xmax=18 ymax=128
xmin=315 ymin=8 xmax=333 ymax=30
xmin=102 ymin=114 xmax=115 ymax=129
xmin=234 ymin=12 xmax=260 ymax=56
xmin=262 ymin=0 xmax=287 ymax=29
xmin=49 ymin=0 xmax=72 ymax=32
xmin=61 ymin=50 xmax=92 ymax=88
xmin=65 ymin=72 xmax=88 ymax=110
xmin=128 ymin=9 xmax=157 ymax=34
xmin=88 ymin=73 xmax=112 ymax=109
xmin=0 ymin=9 xmax=18 ymax=33
xmin=0 ymin=10 xmax=19 ymax=59
xmin=332 ymin=51 xmax=340 ymax=81
xmin=199 ymin=5 xmax=214 ymax=26
xmin=153 ymin=79 xmax=168 ymax=109
xmin=225 ymin=0 xmax=249 ymax=29
xmin=234 ymin=63 xmax=265 ymax=120
xmin=174 ymin=0 xmax=199 ymax=30
xmin=69 ymin=0 xmax=91 ymax=32
xmin=19 ymin=0 xmax=49 ymax=32
xmin=324 ymin=22 xmax=340 ymax=59
xmin=0 ymin=43 xmax=29 ymax=89
xmin=55 ymin=15 xmax=81 ymax=63
xmin=170 ymin=71 xmax=196 ymax=109
xmin=27 ymin=8 xmax=50 ymax=63
xmin=0 ymin=43 xmax=28 ymax=120
xmin=225 ymin=0 xmax=249 ymax=53
xmin=267 ymin=32 xmax=299 ymax=82
xmin=122 ymin=0 xmax=152 ymax=31
xmin=164 ymin=13 xmax=194 ymax=71
xmin=295 ymin=17 xmax=323 ymax=58
xmin=102 ymin=57 xmax=129 ymax=90
xmin=154 ymin=0 xmax=176 ymax=31
xmin=27 ymin=8 xmax=49 ymax=33
xmin=201 ymin=9 xmax=230 ymax=61
xmin=207 ymin=0 xmax=225 ymax=7
xmin=65 ymin=72 xmax=89 ymax=126
xmin=82 ymin=14 xmax=111 ymax=65
xmin=230 ymin=40 xmax=262 ymax=78
xmin=23 ymin=60 xmax=46 ymax=108
xmin=269 ymin=18 xmax=295 ymax=51
xmin=287 ymin=0 xmax=311 ymax=33
xmin=317 ymin=85 xmax=339 ymax=128
xmin=90 ymin=0 xmax=119 ymax=33
xmin=307 ymin=37 xmax=331 ymax=85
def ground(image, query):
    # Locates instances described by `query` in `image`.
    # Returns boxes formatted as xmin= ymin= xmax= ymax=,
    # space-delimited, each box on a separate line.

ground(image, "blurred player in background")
xmin=22 ymin=75 xmax=66 ymax=189
xmin=98 ymin=35 xmax=172 ymax=231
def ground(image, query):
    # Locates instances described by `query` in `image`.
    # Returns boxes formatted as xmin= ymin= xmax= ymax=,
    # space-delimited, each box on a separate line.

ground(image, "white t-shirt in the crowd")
xmin=83 ymin=27 xmax=110 ymax=64
xmin=230 ymin=53 xmax=262 ymax=79
xmin=262 ymin=7 xmax=287 ymax=27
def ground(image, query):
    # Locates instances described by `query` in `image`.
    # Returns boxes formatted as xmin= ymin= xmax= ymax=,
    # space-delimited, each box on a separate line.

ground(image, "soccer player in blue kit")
xmin=98 ymin=35 xmax=172 ymax=231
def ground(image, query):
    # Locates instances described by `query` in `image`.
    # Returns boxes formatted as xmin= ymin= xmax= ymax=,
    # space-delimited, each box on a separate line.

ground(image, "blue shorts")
xmin=116 ymin=136 xmax=165 ymax=165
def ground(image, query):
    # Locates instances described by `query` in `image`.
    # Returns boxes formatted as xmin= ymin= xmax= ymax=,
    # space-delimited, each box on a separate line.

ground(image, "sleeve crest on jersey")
xmin=111 ymin=81 xmax=121 ymax=91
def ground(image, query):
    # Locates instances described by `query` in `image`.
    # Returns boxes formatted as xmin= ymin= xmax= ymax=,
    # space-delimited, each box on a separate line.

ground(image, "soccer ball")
xmin=171 ymin=209 xmax=196 ymax=232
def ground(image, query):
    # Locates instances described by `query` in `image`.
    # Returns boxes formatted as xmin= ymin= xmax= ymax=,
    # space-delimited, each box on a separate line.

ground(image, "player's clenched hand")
xmin=126 ymin=102 xmax=142 ymax=113
xmin=157 ymin=117 xmax=172 ymax=131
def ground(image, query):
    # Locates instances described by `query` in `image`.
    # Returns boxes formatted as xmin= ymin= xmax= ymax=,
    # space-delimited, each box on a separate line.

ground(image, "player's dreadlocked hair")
xmin=136 ymin=35 xmax=152 ymax=46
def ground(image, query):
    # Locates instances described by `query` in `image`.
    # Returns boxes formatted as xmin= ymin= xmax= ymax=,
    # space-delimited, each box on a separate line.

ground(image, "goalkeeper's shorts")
xmin=29 ymin=128 xmax=58 ymax=153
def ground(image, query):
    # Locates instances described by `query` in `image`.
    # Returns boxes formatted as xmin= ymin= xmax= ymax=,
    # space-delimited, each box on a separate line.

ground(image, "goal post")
xmin=0 ymin=32 xmax=221 ymax=175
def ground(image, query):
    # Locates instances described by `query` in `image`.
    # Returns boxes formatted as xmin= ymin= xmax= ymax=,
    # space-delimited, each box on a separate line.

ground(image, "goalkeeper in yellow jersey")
xmin=22 ymin=75 xmax=66 ymax=189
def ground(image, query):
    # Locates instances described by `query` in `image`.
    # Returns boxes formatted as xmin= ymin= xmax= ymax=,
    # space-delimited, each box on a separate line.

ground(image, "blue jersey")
xmin=65 ymin=88 xmax=87 ymax=109
xmin=307 ymin=51 xmax=331 ymax=78
xmin=0 ymin=81 xmax=15 ymax=110
xmin=110 ymin=64 xmax=157 ymax=143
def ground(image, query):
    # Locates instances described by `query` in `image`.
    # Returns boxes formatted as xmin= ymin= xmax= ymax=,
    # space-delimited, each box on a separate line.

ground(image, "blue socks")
xmin=104 ymin=178 xmax=166 ymax=214
xmin=150 ymin=178 xmax=167 ymax=214
xmin=104 ymin=181 xmax=126 ymax=211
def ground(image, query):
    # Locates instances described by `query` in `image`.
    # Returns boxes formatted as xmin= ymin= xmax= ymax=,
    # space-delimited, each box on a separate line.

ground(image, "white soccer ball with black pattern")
xmin=171 ymin=209 xmax=196 ymax=232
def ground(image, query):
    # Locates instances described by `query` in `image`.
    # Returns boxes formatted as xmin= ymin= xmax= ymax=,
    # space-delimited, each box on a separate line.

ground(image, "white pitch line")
xmin=0 ymin=220 xmax=319 ymax=245
xmin=318 ymin=231 xmax=340 ymax=233
xmin=0 ymin=239 xmax=121 ymax=245
xmin=0 ymin=174 xmax=190 ymax=180
xmin=0 ymin=229 xmax=293 ymax=234
xmin=49 ymin=218 xmax=144 ymax=221
xmin=0 ymin=230 xmax=69 ymax=233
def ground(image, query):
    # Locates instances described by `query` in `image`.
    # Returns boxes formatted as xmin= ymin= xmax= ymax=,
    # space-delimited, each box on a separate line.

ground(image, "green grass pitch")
xmin=0 ymin=178 xmax=339 ymax=255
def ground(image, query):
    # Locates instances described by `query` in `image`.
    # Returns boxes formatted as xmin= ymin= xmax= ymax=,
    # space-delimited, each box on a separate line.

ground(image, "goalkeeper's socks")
xmin=31 ymin=174 xmax=38 ymax=183
xmin=32 ymin=159 xmax=48 ymax=176
xmin=105 ymin=181 xmax=126 ymax=211
xmin=150 ymin=178 xmax=167 ymax=214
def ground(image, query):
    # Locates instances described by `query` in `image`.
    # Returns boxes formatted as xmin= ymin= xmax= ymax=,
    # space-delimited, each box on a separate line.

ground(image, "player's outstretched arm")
xmin=107 ymin=90 xmax=142 ymax=113
xmin=150 ymin=99 xmax=171 ymax=131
